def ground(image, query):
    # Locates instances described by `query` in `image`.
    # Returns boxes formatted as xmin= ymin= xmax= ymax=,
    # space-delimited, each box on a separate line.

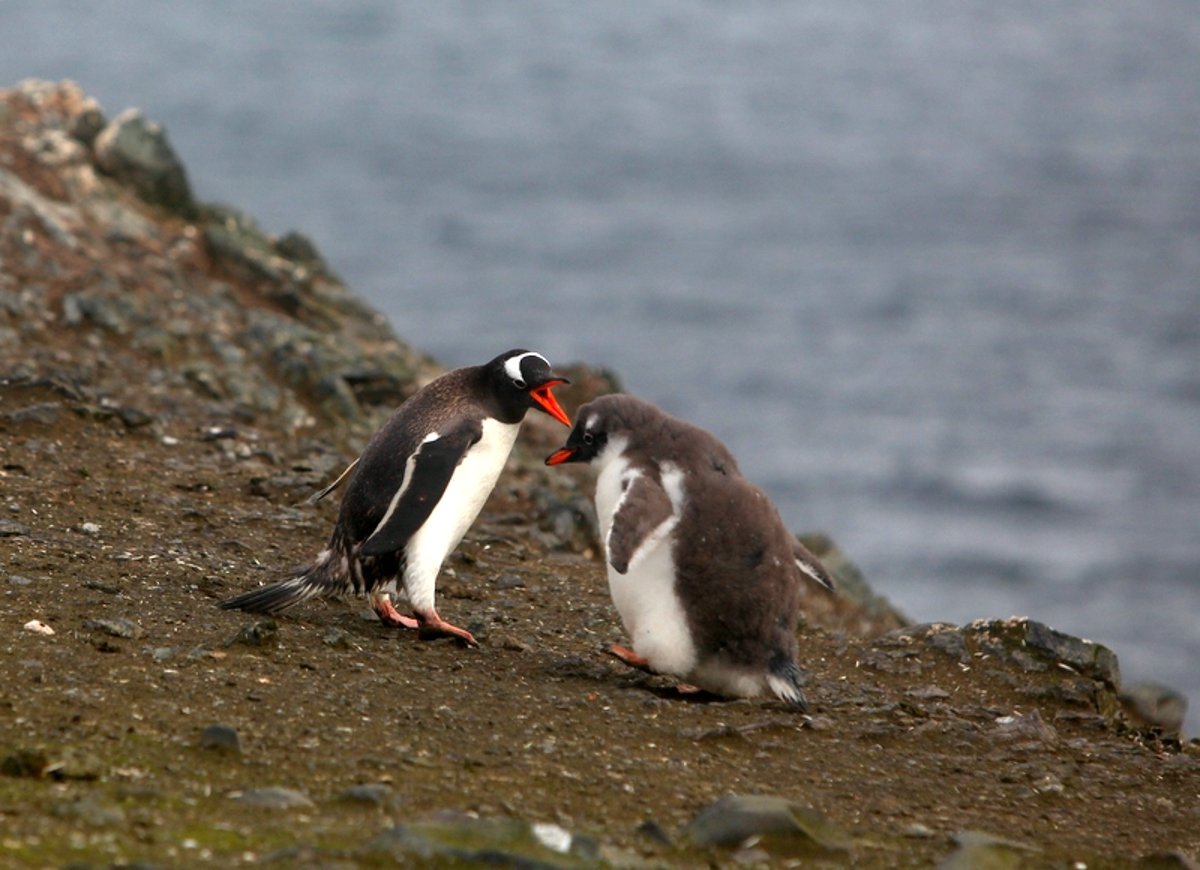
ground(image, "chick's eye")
xmin=582 ymin=432 xmax=595 ymax=445
xmin=513 ymin=378 xmax=527 ymax=390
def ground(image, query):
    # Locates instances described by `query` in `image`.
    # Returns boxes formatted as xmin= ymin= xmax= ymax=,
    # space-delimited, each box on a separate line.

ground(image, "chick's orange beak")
xmin=531 ymin=380 xmax=571 ymax=427
xmin=545 ymin=447 xmax=576 ymax=466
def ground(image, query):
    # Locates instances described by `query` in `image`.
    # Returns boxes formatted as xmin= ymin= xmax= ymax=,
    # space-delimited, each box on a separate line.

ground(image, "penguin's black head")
xmin=545 ymin=399 xmax=616 ymax=466
xmin=486 ymin=349 xmax=571 ymax=426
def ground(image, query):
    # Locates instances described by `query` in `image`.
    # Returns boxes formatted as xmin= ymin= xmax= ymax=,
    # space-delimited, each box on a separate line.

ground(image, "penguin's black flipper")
xmin=358 ymin=420 xmax=481 ymax=558
xmin=606 ymin=474 xmax=675 ymax=575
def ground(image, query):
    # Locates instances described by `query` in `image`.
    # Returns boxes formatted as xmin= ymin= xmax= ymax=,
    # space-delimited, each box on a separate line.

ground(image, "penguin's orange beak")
xmin=531 ymin=380 xmax=571 ymax=427
xmin=545 ymin=447 xmax=576 ymax=466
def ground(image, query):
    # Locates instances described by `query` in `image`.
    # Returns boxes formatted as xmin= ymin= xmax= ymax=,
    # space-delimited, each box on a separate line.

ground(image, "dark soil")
xmin=2 ymin=388 xmax=1199 ymax=868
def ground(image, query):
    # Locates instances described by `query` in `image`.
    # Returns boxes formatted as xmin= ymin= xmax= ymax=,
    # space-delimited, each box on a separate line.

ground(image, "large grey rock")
xmin=686 ymin=794 xmax=854 ymax=853
xmin=231 ymin=787 xmax=314 ymax=810
xmin=937 ymin=831 xmax=1039 ymax=870
xmin=899 ymin=618 xmax=1120 ymax=688
xmin=366 ymin=815 xmax=598 ymax=868
xmin=94 ymin=108 xmax=194 ymax=215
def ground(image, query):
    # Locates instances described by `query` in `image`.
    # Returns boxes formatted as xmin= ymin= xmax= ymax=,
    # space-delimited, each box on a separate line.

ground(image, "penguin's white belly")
xmin=404 ymin=418 xmax=519 ymax=610
xmin=595 ymin=454 xmax=696 ymax=677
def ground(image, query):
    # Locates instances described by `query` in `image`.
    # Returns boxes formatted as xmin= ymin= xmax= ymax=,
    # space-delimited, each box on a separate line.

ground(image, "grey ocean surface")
xmin=6 ymin=3 xmax=1199 ymax=731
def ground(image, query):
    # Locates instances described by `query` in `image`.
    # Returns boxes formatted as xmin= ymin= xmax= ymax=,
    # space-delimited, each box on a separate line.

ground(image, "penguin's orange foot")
xmin=372 ymin=596 xmax=420 ymax=629
xmin=416 ymin=610 xmax=479 ymax=647
xmin=609 ymin=643 xmax=652 ymax=671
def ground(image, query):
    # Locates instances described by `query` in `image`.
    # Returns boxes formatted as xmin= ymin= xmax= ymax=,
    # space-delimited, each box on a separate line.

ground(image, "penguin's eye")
xmin=513 ymin=378 xmax=527 ymax=390
xmin=582 ymin=432 xmax=595 ymax=445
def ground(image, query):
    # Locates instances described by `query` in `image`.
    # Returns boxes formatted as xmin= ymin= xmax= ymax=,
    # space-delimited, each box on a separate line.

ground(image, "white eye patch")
xmin=504 ymin=351 xmax=549 ymax=384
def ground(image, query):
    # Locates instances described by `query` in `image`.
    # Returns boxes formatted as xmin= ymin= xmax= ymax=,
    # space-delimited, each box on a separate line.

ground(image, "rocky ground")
xmin=2 ymin=81 xmax=1199 ymax=868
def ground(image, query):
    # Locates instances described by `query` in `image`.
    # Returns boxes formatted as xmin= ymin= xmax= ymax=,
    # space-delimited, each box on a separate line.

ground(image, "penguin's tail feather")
xmin=766 ymin=654 xmax=810 ymax=713
xmin=219 ymin=550 xmax=344 ymax=615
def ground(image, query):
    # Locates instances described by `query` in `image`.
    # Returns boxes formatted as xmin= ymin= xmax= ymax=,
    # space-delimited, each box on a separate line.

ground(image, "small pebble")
xmin=0 ymin=519 xmax=31 ymax=538
xmin=200 ymin=724 xmax=242 ymax=754
xmin=231 ymin=787 xmax=314 ymax=809
xmin=85 ymin=617 xmax=143 ymax=639
xmin=495 ymin=574 xmax=526 ymax=590
xmin=80 ymin=522 xmax=101 ymax=535
xmin=531 ymin=822 xmax=573 ymax=854
xmin=23 ymin=620 xmax=55 ymax=636
xmin=339 ymin=783 xmax=393 ymax=806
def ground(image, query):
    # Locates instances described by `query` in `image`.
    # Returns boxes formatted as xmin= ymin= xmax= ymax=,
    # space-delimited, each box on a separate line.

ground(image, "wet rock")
xmin=495 ymin=633 xmax=532 ymax=653
xmin=231 ymin=787 xmax=314 ymax=810
xmin=274 ymin=230 xmax=326 ymax=269
xmin=898 ymin=618 xmax=1123 ymax=722
xmin=993 ymin=709 xmax=1058 ymax=744
xmin=1121 ymin=681 xmax=1188 ymax=736
xmin=903 ymin=822 xmax=935 ymax=839
xmin=338 ymin=783 xmax=394 ymax=806
xmin=686 ymin=794 xmax=854 ymax=853
xmin=51 ymin=796 xmax=126 ymax=827
xmin=202 ymin=204 xmax=300 ymax=287
xmin=1030 ymin=772 xmax=1065 ymax=795
xmin=974 ymin=617 xmax=1120 ymax=687
xmin=322 ymin=627 xmax=357 ymax=649
xmin=0 ymin=519 xmax=31 ymax=537
xmin=225 ymin=619 xmax=280 ymax=648
xmin=200 ymin=724 xmax=242 ymax=754
xmin=366 ymin=815 xmax=597 ymax=868
xmin=93 ymin=108 xmax=194 ymax=215
xmin=908 ymin=685 xmax=951 ymax=701
xmin=65 ymin=100 xmax=106 ymax=147
xmin=85 ymin=617 xmax=144 ymax=639
xmin=495 ymin=573 xmax=526 ymax=590
xmin=937 ymin=831 xmax=1039 ymax=869
xmin=3 ymin=402 xmax=60 ymax=425
xmin=64 ymin=288 xmax=142 ymax=336
xmin=114 ymin=404 xmax=155 ymax=429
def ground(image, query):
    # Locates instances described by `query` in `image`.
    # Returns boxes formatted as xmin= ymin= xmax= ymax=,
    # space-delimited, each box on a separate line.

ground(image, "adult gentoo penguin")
xmin=221 ymin=349 xmax=571 ymax=647
xmin=546 ymin=394 xmax=833 ymax=709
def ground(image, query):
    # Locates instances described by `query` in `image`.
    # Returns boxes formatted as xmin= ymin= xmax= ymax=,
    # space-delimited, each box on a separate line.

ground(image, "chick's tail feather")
xmin=219 ymin=550 xmax=341 ymax=615
xmin=766 ymin=654 xmax=809 ymax=713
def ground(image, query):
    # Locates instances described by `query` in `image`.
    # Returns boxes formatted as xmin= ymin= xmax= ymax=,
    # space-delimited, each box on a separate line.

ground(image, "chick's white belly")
xmin=594 ymin=449 xmax=695 ymax=678
xmin=606 ymin=536 xmax=696 ymax=678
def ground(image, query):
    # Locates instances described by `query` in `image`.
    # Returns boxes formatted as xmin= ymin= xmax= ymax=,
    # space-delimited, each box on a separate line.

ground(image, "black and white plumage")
xmin=546 ymin=393 xmax=833 ymax=709
xmin=221 ymin=349 xmax=571 ymax=646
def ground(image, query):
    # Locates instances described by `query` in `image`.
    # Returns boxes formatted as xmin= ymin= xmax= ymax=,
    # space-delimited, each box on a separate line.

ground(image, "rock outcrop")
xmin=1 ymin=79 xmax=437 ymax=449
